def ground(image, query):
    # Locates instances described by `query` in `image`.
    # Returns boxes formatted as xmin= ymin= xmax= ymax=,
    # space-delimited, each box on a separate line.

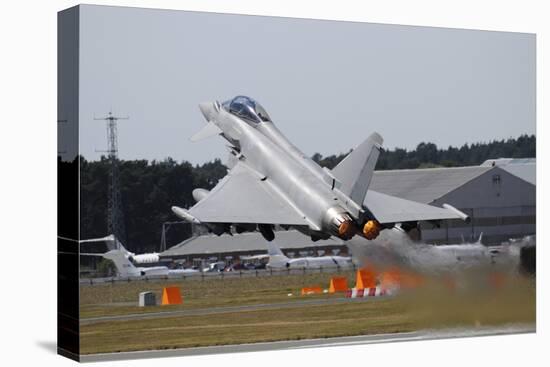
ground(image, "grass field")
xmin=79 ymin=270 xmax=535 ymax=355
xmin=80 ymin=270 xmax=357 ymax=318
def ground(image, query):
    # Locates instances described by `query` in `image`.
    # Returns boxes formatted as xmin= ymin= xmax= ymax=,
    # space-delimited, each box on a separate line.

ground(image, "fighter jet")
xmin=172 ymin=96 xmax=468 ymax=242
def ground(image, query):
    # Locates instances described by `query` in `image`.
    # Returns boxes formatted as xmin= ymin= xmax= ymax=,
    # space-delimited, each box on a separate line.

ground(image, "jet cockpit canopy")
xmin=222 ymin=96 xmax=271 ymax=124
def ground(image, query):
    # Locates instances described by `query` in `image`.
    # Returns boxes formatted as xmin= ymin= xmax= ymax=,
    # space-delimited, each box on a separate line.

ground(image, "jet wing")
xmin=365 ymin=190 xmax=465 ymax=224
xmin=189 ymin=162 xmax=309 ymax=225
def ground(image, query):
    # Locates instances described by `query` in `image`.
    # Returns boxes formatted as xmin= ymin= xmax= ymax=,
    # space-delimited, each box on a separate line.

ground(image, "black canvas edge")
xmin=58 ymin=4 xmax=81 ymax=361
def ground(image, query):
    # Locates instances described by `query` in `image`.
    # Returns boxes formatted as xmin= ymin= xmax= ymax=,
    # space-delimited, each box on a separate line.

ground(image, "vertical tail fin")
xmin=477 ymin=232 xmax=484 ymax=245
xmin=266 ymin=242 xmax=289 ymax=268
xmin=267 ymin=241 xmax=285 ymax=257
xmin=332 ymin=132 xmax=383 ymax=206
xmin=102 ymin=250 xmax=140 ymax=277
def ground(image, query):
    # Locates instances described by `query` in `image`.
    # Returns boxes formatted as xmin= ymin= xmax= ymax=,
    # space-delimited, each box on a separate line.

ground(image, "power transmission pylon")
xmin=95 ymin=111 xmax=129 ymax=246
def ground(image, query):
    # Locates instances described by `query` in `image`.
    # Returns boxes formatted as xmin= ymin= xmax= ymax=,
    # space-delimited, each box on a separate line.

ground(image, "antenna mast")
xmin=95 ymin=111 xmax=129 ymax=245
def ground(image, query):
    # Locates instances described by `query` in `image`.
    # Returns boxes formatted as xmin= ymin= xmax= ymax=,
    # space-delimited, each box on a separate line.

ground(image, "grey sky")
xmin=77 ymin=5 xmax=535 ymax=165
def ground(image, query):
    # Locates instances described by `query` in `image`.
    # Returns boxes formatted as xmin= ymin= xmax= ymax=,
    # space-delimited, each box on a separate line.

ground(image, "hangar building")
xmin=161 ymin=158 xmax=535 ymax=264
xmin=370 ymin=158 xmax=535 ymax=244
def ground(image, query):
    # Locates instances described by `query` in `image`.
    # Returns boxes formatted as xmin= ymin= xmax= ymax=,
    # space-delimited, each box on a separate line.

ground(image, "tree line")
xmin=77 ymin=134 xmax=535 ymax=253
xmin=79 ymin=157 xmax=227 ymax=253
xmin=313 ymin=134 xmax=535 ymax=170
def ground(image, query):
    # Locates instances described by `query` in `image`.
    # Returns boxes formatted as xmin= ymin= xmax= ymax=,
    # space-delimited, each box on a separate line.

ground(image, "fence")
xmin=79 ymin=264 xmax=359 ymax=285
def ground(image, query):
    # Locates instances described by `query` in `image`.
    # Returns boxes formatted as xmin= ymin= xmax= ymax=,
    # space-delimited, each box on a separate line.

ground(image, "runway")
xmin=77 ymin=323 xmax=535 ymax=362
xmin=80 ymin=296 xmax=378 ymax=325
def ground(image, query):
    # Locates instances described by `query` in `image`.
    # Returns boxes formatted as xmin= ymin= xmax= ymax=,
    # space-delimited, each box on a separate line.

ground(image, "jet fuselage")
xmin=199 ymin=101 xmax=366 ymax=240
xmin=174 ymin=96 xmax=467 ymax=242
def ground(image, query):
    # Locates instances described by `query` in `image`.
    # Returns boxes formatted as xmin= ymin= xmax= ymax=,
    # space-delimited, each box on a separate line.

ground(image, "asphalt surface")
xmin=77 ymin=323 xmax=535 ymax=362
xmin=80 ymin=296 xmax=377 ymax=325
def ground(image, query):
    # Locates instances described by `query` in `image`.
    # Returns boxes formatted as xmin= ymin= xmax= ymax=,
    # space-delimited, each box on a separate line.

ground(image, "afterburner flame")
xmin=338 ymin=220 xmax=355 ymax=239
xmin=363 ymin=220 xmax=381 ymax=240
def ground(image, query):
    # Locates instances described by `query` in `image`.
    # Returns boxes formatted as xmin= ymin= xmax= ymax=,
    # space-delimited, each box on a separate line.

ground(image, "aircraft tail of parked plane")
xmin=332 ymin=132 xmax=383 ymax=207
xmin=80 ymin=234 xmax=161 ymax=264
xmin=80 ymin=235 xmax=198 ymax=277
xmin=266 ymin=242 xmax=289 ymax=267
xmin=101 ymin=249 xmax=142 ymax=277
xmin=267 ymin=241 xmax=285 ymax=257
xmin=80 ymin=249 xmax=143 ymax=277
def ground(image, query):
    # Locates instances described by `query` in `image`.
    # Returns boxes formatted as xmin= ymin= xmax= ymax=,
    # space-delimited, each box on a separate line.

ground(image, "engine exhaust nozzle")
xmin=324 ymin=206 xmax=355 ymax=240
xmin=338 ymin=220 xmax=355 ymax=239
xmin=363 ymin=220 xmax=382 ymax=240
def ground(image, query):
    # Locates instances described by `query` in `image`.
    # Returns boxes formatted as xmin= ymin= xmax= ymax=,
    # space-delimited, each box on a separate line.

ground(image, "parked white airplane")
xmin=98 ymin=249 xmax=198 ymax=277
xmin=265 ymin=242 xmax=353 ymax=269
xmin=80 ymin=235 xmax=198 ymax=277
xmin=79 ymin=234 xmax=161 ymax=264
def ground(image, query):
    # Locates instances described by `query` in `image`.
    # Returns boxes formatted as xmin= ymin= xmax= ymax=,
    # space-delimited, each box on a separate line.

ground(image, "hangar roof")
xmin=481 ymin=158 xmax=535 ymax=166
xmin=480 ymin=158 xmax=536 ymax=185
xmin=370 ymin=158 xmax=536 ymax=203
xmin=370 ymin=166 xmax=492 ymax=204
xmin=500 ymin=163 xmax=536 ymax=185
xmin=161 ymin=230 xmax=343 ymax=258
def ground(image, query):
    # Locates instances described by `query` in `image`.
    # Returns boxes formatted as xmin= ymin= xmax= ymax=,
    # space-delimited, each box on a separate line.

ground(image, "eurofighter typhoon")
xmin=172 ymin=96 xmax=468 ymax=242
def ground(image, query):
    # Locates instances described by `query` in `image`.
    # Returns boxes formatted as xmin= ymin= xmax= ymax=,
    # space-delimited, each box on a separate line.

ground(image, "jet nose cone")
xmin=199 ymin=102 xmax=217 ymax=122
